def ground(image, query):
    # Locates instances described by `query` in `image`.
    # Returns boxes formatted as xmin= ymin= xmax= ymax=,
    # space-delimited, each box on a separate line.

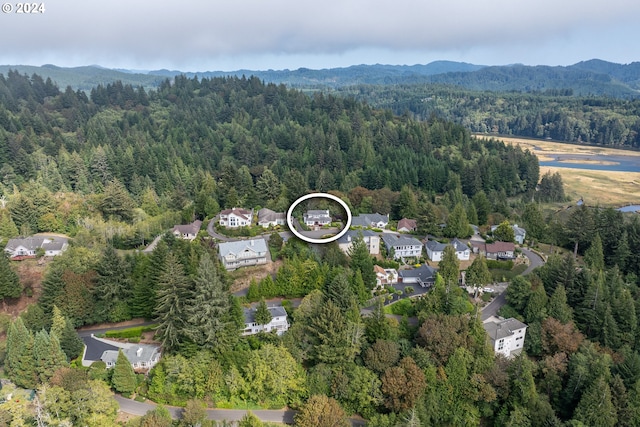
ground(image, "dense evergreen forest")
xmin=336 ymin=84 xmax=640 ymax=147
xmin=3 ymin=70 xmax=640 ymax=426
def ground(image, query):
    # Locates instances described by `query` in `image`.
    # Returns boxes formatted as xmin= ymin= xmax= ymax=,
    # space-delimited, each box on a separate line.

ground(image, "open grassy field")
xmin=476 ymin=136 xmax=640 ymax=207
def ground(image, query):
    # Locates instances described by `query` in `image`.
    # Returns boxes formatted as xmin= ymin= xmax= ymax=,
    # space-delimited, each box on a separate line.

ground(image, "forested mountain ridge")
xmin=3 ymin=59 xmax=639 ymax=96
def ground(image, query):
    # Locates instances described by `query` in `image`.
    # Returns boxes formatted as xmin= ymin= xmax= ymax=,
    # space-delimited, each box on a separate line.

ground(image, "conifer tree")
xmin=51 ymin=306 xmax=84 ymax=360
xmin=348 ymin=233 xmax=376 ymax=289
xmin=33 ymin=330 xmax=67 ymax=383
xmin=0 ymin=251 xmax=22 ymax=300
xmin=94 ymin=245 xmax=131 ymax=322
xmin=154 ymin=252 xmax=190 ymax=351
xmin=584 ymin=233 xmax=605 ymax=272
xmin=5 ymin=317 xmax=37 ymax=388
xmin=0 ymin=208 xmax=18 ymax=238
xmin=573 ymin=376 xmax=617 ymax=427
xmin=184 ymin=254 xmax=236 ymax=350
xmin=112 ymin=349 xmax=137 ymax=394
xmin=255 ymin=299 xmax=272 ymax=327
xmin=548 ymin=285 xmax=573 ymax=324
xmin=132 ymin=240 xmax=168 ymax=319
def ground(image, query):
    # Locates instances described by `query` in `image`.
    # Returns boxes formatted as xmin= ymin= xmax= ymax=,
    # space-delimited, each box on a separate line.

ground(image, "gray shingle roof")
xmin=5 ymin=235 xmax=68 ymax=252
xmin=425 ymin=239 xmax=447 ymax=252
xmin=399 ymin=265 xmax=437 ymax=283
xmin=337 ymin=229 xmax=377 ymax=244
xmin=483 ymin=318 xmax=527 ymax=340
xmin=381 ymin=233 xmax=422 ymax=248
xmin=451 ymin=238 xmax=469 ymax=252
xmin=351 ymin=213 xmax=389 ymax=227
xmin=243 ymin=305 xmax=288 ymax=324
xmin=218 ymin=239 xmax=267 ymax=257
xmin=101 ymin=344 xmax=161 ymax=365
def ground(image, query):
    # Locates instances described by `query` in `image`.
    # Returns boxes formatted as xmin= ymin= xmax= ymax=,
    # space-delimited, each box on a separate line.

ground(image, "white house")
xmin=218 ymin=239 xmax=268 ymax=271
xmin=303 ymin=210 xmax=332 ymax=227
xmin=337 ymin=229 xmax=380 ymax=255
xmin=351 ymin=213 xmax=389 ymax=229
xmin=257 ymin=208 xmax=286 ymax=228
xmin=483 ymin=316 xmax=527 ymax=358
xmin=243 ymin=305 xmax=289 ymax=336
xmin=219 ymin=208 xmax=253 ymax=228
xmin=101 ymin=345 xmax=162 ymax=370
xmin=425 ymin=239 xmax=448 ymax=262
xmin=4 ymin=235 xmax=69 ymax=258
xmin=380 ymin=234 xmax=423 ymax=260
xmin=172 ymin=220 xmax=202 ymax=241
xmin=451 ymin=238 xmax=470 ymax=261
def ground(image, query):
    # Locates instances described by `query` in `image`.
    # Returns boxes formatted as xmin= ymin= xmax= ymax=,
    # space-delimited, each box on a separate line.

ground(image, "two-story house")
xmin=243 ymin=305 xmax=289 ymax=336
xmin=303 ymin=210 xmax=332 ymax=227
xmin=380 ymin=234 xmax=423 ymax=260
xmin=218 ymin=239 xmax=268 ymax=270
xmin=337 ymin=229 xmax=380 ymax=255
xmin=483 ymin=316 xmax=527 ymax=358
xmin=219 ymin=208 xmax=253 ymax=228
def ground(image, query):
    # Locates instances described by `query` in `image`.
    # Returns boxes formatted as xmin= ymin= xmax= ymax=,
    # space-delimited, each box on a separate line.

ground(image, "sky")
xmin=1 ymin=0 xmax=639 ymax=72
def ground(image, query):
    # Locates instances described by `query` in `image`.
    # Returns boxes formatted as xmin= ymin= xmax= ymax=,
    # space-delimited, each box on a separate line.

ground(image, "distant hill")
xmin=1 ymin=59 xmax=639 ymax=98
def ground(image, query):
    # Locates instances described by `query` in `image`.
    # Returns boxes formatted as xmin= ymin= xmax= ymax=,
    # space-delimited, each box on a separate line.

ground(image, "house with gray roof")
xmin=243 ymin=305 xmax=289 ymax=336
xmin=337 ymin=229 xmax=380 ymax=255
xmin=100 ymin=343 xmax=161 ymax=371
xmin=4 ymin=235 xmax=69 ymax=258
xmin=172 ymin=220 xmax=202 ymax=241
xmin=218 ymin=239 xmax=268 ymax=270
xmin=351 ymin=213 xmax=389 ymax=229
xmin=398 ymin=264 xmax=437 ymax=287
xmin=257 ymin=208 xmax=286 ymax=228
xmin=451 ymin=238 xmax=470 ymax=260
xmin=380 ymin=234 xmax=422 ymax=260
xmin=425 ymin=239 xmax=448 ymax=261
xmin=483 ymin=316 xmax=527 ymax=358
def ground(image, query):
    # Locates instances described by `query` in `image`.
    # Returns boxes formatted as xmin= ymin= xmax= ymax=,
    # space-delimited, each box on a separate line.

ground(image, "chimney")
xmin=250 ymin=239 xmax=254 ymax=246
xmin=136 ymin=347 xmax=143 ymax=357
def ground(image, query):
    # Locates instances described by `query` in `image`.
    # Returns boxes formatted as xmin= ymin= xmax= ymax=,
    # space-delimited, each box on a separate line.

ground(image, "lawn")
xmin=489 ymin=263 xmax=528 ymax=282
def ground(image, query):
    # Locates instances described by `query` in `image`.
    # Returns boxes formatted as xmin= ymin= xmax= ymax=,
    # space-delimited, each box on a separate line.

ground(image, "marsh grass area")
xmin=491 ymin=136 xmax=640 ymax=206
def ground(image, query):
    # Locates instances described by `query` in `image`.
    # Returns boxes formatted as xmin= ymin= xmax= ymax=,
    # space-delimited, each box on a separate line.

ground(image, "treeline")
xmin=0 ymin=71 xmax=536 ymax=212
xmin=337 ymin=84 xmax=640 ymax=147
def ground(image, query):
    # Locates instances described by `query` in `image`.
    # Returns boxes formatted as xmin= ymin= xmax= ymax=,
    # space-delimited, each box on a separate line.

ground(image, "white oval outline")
xmin=287 ymin=193 xmax=352 ymax=244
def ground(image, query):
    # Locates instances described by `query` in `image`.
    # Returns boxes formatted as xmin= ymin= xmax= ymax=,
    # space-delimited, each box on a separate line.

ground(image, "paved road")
xmin=520 ymin=247 xmax=545 ymax=275
xmin=115 ymin=395 xmax=365 ymax=426
xmin=207 ymin=215 xmax=237 ymax=242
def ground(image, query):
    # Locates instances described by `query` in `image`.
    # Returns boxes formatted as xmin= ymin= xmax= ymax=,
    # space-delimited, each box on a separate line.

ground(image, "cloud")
xmin=1 ymin=0 xmax=639 ymax=69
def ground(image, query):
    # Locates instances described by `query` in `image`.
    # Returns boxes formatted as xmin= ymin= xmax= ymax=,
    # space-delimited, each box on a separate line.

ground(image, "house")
xmin=374 ymin=265 xmax=398 ymax=288
xmin=171 ymin=220 xmax=202 ymax=241
xmin=243 ymin=305 xmax=289 ymax=336
xmin=397 ymin=218 xmax=417 ymax=233
xmin=483 ymin=316 xmax=527 ymax=358
xmin=490 ymin=224 xmax=527 ymax=245
xmin=219 ymin=208 xmax=253 ymax=228
xmin=218 ymin=239 xmax=268 ymax=271
xmin=257 ymin=208 xmax=286 ymax=228
xmin=485 ymin=241 xmax=516 ymax=260
xmin=303 ymin=210 xmax=332 ymax=227
xmin=351 ymin=213 xmax=389 ymax=229
xmin=337 ymin=229 xmax=380 ymax=255
xmin=4 ymin=235 xmax=69 ymax=258
xmin=425 ymin=239 xmax=448 ymax=262
xmin=380 ymin=234 xmax=423 ymax=260
xmin=398 ymin=265 xmax=437 ymax=287
xmin=100 ymin=343 xmax=161 ymax=370
xmin=425 ymin=238 xmax=470 ymax=262
xmin=451 ymin=238 xmax=470 ymax=261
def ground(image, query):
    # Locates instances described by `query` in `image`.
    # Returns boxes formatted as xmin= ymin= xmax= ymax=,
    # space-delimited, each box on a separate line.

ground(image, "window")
xmin=497 ymin=339 xmax=505 ymax=350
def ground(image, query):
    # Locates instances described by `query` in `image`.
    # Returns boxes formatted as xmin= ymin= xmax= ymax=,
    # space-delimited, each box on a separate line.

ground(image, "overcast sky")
xmin=1 ymin=0 xmax=638 ymax=71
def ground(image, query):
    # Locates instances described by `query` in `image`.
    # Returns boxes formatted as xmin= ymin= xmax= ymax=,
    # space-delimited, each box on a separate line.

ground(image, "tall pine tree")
xmin=154 ymin=252 xmax=190 ymax=351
